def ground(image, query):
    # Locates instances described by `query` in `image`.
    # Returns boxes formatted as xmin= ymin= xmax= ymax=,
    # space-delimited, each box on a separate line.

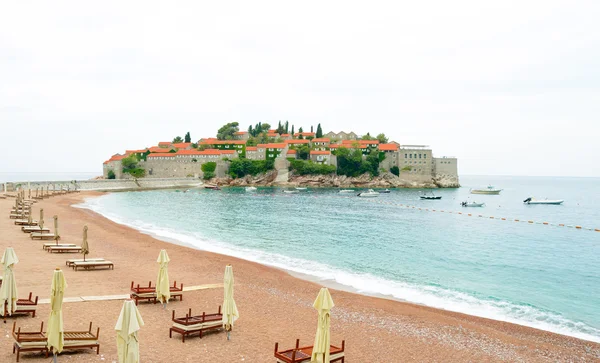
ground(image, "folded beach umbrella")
xmin=47 ymin=268 xmax=67 ymax=362
xmin=53 ymin=215 xmax=60 ymax=244
xmin=222 ymin=264 xmax=239 ymax=340
xmin=156 ymin=250 xmax=170 ymax=307
xmin=311 ymin=287 xmax=335 ymax=363
xmin=115 ymin=299 xmax=144 ymax=363
xmin=81 ymin=226 xmax=89 ymax=261
xmin=0 ymin=247 xmax=19 ymax=319
xmin=27 ymin=209 xmax=33 ymax=225
xmin=39 ymin=209 xmax=44 ymax=230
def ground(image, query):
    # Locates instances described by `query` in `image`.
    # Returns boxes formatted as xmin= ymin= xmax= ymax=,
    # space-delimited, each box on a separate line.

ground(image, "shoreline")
xmin=79 ymin=192 xmax=600 ymax=344
xmin=1 ymin=192 xmax=598 ymax=362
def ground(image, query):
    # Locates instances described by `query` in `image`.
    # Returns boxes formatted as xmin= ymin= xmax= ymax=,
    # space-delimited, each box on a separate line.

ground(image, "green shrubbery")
xmin=121 ymin=155 xmax=146 ymax=178
xmin=335 ymin=148 xmax=380 ymax=177
xmin=390 ymin=166 xmax=400 ymax=176
xmin=228 ymin=159 xmax=274 ymax=178
xmin=289 ymin=160 xmax=336 ymax=175
xmin=107 ymin=170 xmax=116 ymax=179
xmin=201 ymin=162 xmax=217 ymax=180
xmin=203 ymin=171 xmax=215 ymax=180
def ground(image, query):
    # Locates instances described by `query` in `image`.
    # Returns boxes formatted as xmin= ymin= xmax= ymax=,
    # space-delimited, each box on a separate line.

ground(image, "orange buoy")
xmin=490 ymin=216 xmax=494 ymax=219
xmin=528 ymin=221 xmax=534 ymax=223
xmin=559 ymin=224 xmax=565 ymax=227
xmin=595 ymin=229 xmax=600 ymax=232
xmin=576 ymin=226 xmax=582 ymax=229
xmin=514 ymin=219 xmax=519 ymax=222
xmin=543 ymin=222 xmax=548 ymax=225
xmin=458 ymin=212 xmax=462 ymax=215
xmin=468 ymin=214 xmax=472 ymax=216
xmin=501 ymin=218 xmax=506 ymax=220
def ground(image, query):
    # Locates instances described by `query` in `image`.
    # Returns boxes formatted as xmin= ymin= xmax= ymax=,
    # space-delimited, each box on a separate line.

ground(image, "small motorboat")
xmin=295 ymin=187 xmax=307 ymax=191
xmin=471 ymin=185 xmax=502 ymax=195
xmin=379 ymin=189 xmax=391 ymax=194
xmin=204 ymin=185 xmax=221 ymax=190
xmin=357 ymin=189 xmax=379 ymax=198
xmin=420 ymin=190 xmax=441 ymax=200
xmin=461 ymin=201 xmax=485 ymax=207
xmin=339 ymin=189 xmax=355 ymax=193
xmin=283 ymin=190 xmax=299 ymax=194
xmin=245 ymin=186 xmax=257 ymax=192
xmin=523 ymin=197 xmax=564 ymax=205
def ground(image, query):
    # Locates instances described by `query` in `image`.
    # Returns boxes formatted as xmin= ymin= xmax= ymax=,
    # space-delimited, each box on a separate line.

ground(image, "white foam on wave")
xmin=75 ymin=196 xmax=600 ymax=343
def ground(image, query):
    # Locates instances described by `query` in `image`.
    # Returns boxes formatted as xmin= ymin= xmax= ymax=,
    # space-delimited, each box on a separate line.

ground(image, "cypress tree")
xmin=316 ymin=123 xmax=323 ymax=138
xmin=285 ymin=121 xmax=289 ymax=134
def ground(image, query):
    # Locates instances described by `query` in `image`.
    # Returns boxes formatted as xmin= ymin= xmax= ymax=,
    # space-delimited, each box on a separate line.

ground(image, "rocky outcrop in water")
xmin=209 ymin=170 xmax=459 ymax=188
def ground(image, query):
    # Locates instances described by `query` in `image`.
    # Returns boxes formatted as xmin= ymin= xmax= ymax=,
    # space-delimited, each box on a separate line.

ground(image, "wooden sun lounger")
xmin=4 ymin=292 xmax=39 ymax=322
xmin=274 ymin=339 xmax=345 ymax=363
xmin=14 ymin=219 xmax=38 ymax=226
xmin=130 ymin=281 xmax=184 ymax=305
xmin=43 ymin=243 xmax=76 ymax=250
xmin=66 ymin=258 xmax=106 ymax=267
xmin=62 ymin=322 xmax=101 ymax=355
xmin=12 ymin=322 xmax=48 ymax=362
xmin=30 ymin=233 xmax=55 ymax=240
xmin=169 ymin=306 xmax=223 ymax=342
xmin=72 ymin=260 xmax=114 ymax=271
xmin=10 ymin=214 xmax=30 ymax=220
xmin=22 ymin=226 xmax=49 ymax=233
xmin=46 ymin=246 xmax=82 ymax=254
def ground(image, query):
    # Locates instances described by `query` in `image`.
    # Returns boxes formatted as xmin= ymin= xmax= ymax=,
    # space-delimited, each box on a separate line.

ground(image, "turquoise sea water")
xmin=78 ymin=176 xmax=600 ymax=342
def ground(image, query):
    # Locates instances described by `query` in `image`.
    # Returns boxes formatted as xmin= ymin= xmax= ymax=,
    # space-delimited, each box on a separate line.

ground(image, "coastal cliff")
xmin=211 ymin=171 xmax=460 ymax=188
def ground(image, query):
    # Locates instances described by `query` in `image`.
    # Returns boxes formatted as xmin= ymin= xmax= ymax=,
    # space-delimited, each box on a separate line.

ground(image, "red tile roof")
xmin=287 ymin=149 xmax=297 ymax=154
xmin=147 ymin=153 xmax=176 ymax=158
xmin=148 ymin=146 xmax=173 ymax=153
xmin=199 ymin=149 xmax=222 ymax=155
xmin=246 ymin=147 xmax=257 ymax=151
xmin=257 ymin=143 xmax=286 ymax=149
xmin=104 ymin=154 xmax=127 ymax=164
xmin=293 ymin=132 xmax=315 ymax=137
xmin=220 ymin=150 xmax=236 ymax=155
xmin=125 ymin=149 xmax=148 ymax=155
xmin=233 ymin=131 xmax=248 ymax=135
xmin=310 ymin=150 xmax=331 ymax=155
xmin=267 ymin=133 xmax=279 ymax=137
xmin=268 ymin=129 xmax=276 ymax=133
xmin=281 ymin=133 xmax=291 ymax=137
xmin=379 ymin=143 xmax=399 ymax=151
xmin=329 ymin=144 xmax=344 ymax=149
xmin=199 ymin=140 xmax=247 ymax=145
xmin=311 ymin=138 xmax=330 ymax=143
xmin=172 ymin=142 xmax=192 ymax=149
xmin=285 ymin=139 xmax=310 ymax=145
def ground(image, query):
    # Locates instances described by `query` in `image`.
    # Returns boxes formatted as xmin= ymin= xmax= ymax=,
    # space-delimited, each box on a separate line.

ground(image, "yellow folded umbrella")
xmin=47 ymin=269 xmax=67 ymax=357
xmin=39 ymin=209 xmax=44 ymax=230
xmin=53 ymin=215 xmax=60 ymax=244
xmin=311 ymin=288 xmax=335 ymax=363
xmin=0 ymin=247 xmax=19 ymax=318
xmin=81 ymin=226 xmax=89 ymax=261
xmin=156 ymin=250 xmax=170 ymax=306
xmin=115 ymin=299 xmax=144 ymax=363
xmin=222 ymin=264 xmax=239 ymax=340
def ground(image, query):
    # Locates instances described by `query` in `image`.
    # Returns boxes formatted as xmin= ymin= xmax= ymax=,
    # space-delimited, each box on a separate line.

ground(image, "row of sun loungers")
xmin=12 ymin=322 xmax=100 ymax=362
xmin=22 ymin=226 xmax=48 ymax=233
xmin=274 ymin=339 xmax=346 ymax=363
xmin=169 ymin=307 xmax=223 ymax=342
xmin=130 ymin=281 xmax=184 ymax=305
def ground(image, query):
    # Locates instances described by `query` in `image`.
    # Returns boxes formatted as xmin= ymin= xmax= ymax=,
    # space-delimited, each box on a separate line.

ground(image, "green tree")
xmin=201 ymin=162 xmax=217 ymax=173
xmin=376 ymin=133 xmax=388 ymax=144
xmin=276 ymin=121 xmax=285 ymax=134
xmin=107 ymin=170 xmax=116 ymax=179
xmin=361 ymin=133 xmax=376 ymax=141
xmin=291 ymin=125 xmax=295 ymax=136
xmin=316 ymin=123 xmax=323 ymax=138
xmin=297 ymin=145 xmax=310 ymax=160
xmin=285 ymin=121 xmax=289 ymax=134
xmin=261 ymin=123 xmax=271 ymax=132
xmin=248 ymin=125 xmax=253 ymax=136
xmin=390 ymin=166 xmax=400 ymax=176
xmin=217 ymin=122 xmax=239 ymax=140
xmin=310 ymin=125 xmax=313 ymax=133
xmin=172 ymin=136 xmax=183 ymax=143
xmin=298 ymin=127 xmax=304 ymax=139
xmin=184 ymin=132 xmax=191 ymax=143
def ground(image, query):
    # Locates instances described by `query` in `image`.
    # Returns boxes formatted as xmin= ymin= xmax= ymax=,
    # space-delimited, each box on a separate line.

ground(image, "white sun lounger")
xmin=46 ymin=246 xmax=82 ymax=253
xmin=43 ymin=243 xmax=76 ymax=250
xmin=22 ymin=226 xmax=49 ymax=233
xmin=30 ymin=233 xmax=55 ymax=240
xmin=71 ymin=261 xmax=114 ymax=271
xmin=66 ymin=258 xmax=106 ymax=267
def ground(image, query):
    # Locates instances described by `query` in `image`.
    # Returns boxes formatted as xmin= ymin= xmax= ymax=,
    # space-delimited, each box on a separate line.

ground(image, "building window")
xmin=405 ymin=154 xmax=407 ymax=158
xmin=419 ymin=154 xmax=422 ymax=158
xmin=424 ymin=154 xmax=427 ymax=159
xmin=409 ymin=154 xmax=412 ymax=158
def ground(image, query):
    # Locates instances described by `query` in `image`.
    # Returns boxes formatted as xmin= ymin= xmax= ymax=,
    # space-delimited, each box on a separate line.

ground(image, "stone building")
xmin=324 ymin=131 xmax=358 ymax=140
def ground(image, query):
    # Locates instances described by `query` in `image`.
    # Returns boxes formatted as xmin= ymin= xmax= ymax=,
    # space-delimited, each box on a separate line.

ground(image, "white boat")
xmin=470 ymin=185 xmax=502 ymax=195
xmin=295 ymin=187 xmax=307 ymax=191
xmin=461 ymin=201 xmax=485 ymax=207
xmin=283 ymin=190 xmax=299 ymax=194
xmin=245 ymin=186 xmax=257 ymax=192
xmin=357 ymin=189 xmax=379 ymax=198
xmin=420 ymin=190 xmax=441 ymax=200
xmin=523 ymin=197 xmax=564 ymax=205
xmin=339 ymin=189 xmax=355 ymax=193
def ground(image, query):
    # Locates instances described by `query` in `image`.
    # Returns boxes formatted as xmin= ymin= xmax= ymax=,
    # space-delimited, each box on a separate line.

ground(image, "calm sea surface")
xmin=79 ymin=175 xmax=600 ymax=342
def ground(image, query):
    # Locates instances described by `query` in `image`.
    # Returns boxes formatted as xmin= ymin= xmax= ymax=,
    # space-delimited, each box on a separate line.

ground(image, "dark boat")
xmin=379 ymin=189 xmax=391 ymax=194
xmin=419 ymin=190 xmax=441 ymax=200
xmin=204 ymin=185 xmax=221 ymax=190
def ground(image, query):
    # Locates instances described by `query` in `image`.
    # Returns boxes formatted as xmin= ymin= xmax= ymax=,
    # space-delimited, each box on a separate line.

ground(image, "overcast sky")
xmin=1 ymin=1 xmax=599 ymax=177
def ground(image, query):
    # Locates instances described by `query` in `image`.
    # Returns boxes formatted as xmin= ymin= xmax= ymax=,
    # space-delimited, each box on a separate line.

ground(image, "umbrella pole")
xmin=53 ymin=352 xmax=58 ymax=363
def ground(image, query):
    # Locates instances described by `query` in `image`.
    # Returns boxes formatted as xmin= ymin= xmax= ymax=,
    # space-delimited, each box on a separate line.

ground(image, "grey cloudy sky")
xmin=1 ymin=1 xmax=599 ymax=177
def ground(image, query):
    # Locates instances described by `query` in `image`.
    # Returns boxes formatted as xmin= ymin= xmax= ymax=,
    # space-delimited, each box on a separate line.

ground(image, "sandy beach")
xmin=0 ymin=192 xmax=598 ymax=362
